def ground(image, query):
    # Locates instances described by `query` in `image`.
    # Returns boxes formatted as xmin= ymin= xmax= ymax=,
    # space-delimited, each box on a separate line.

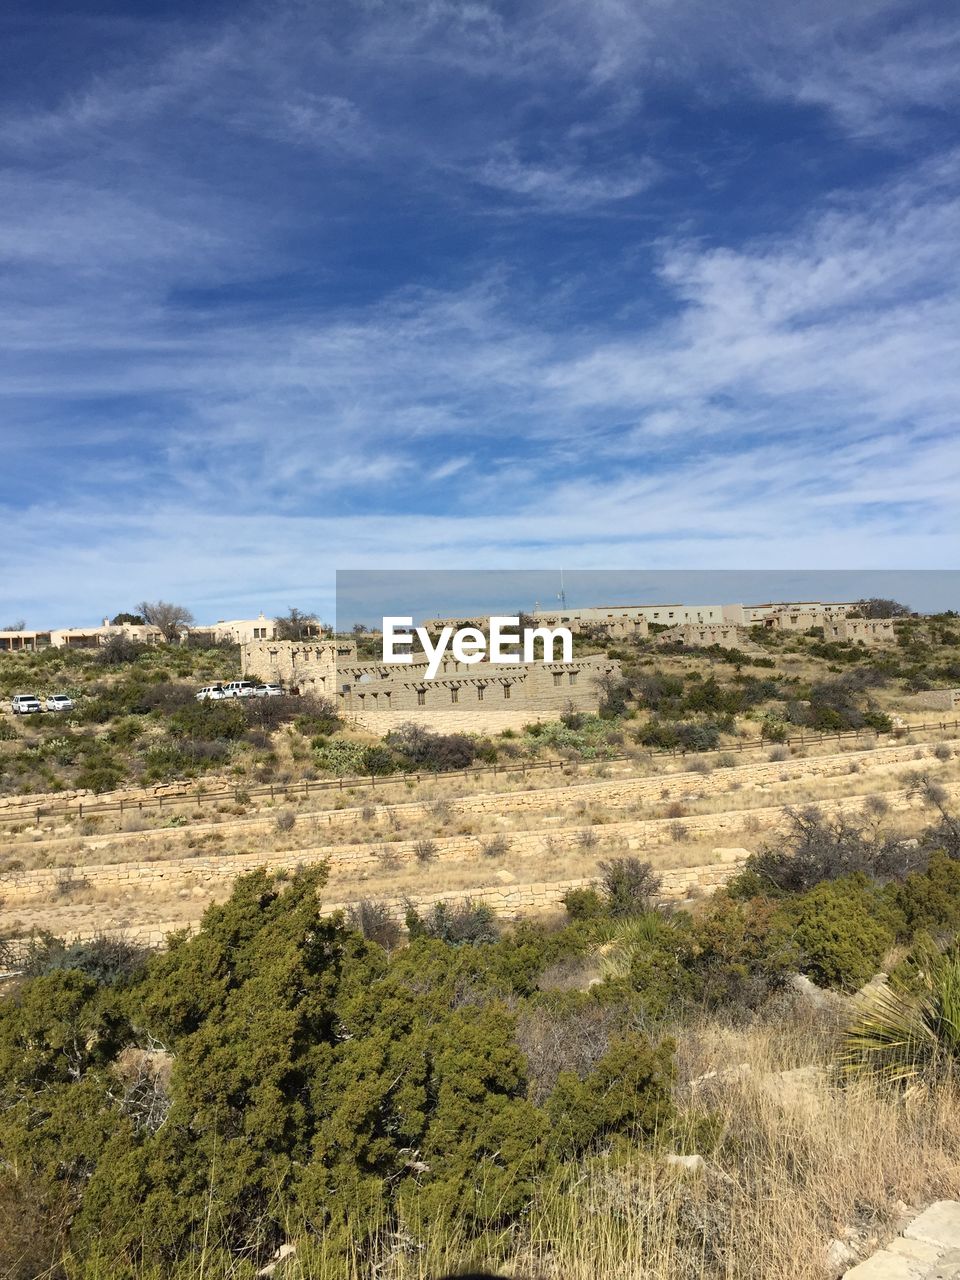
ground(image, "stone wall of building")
xmin=241 ymin=639 xmax=620 ymax=733
xmin=655 ymin=622 xmax=745 ymax=647
xmin=764 ymin=609 xmax=824 ymax=632
xmin=822 ymin=617 xmax=896 ymax=644
xmin=724 ymin=601 xmax=858 ymax=626
xmin=911 ymin=688 xmax=960 ymax=712
xmin=241 ymin=639 xmax=355 ymax=695
xmin=429 ymin=604 xmax=722 ymax=632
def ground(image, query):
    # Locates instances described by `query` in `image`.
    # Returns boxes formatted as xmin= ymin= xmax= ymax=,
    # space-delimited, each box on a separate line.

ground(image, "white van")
xmin=196 ymin=685 xmax=226 ymax=701
xmin=222 ymin=680 xmax=259 ymax=699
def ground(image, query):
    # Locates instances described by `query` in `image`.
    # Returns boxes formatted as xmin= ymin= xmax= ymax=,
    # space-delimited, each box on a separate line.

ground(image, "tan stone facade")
xmin=241 ymin=639 xmax=620 ymax=732
xmin=911 ymin=688 xmax=960 ymax=712
xmin=821 ymin=617 xmax=896 ymax=644
xmin=762 ymin=609 xmax=826 ymax=632
xmin=655 ymin=622 xmax=745 ymax=647
xmin=723 ymin=600 xmax=859 ymax=626
xmin=428 ymin=603 xmax=724 ymax=636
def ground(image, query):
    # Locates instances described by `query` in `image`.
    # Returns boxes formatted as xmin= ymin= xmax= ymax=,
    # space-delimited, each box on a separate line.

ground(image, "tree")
xmin=850 ymin=598 xmax=911 ymax=619
xmin=274 ymin=607 xmax=321 ymax=640
xmin=136 ymin=600 xmax=195 ymax=642
xmin=97 ymin=633 xmax=146 ymax=665
xmin=110 ymin=612 xmax=146 ymax=626
xmin=1 ymin=619 xmax=25 ymax=631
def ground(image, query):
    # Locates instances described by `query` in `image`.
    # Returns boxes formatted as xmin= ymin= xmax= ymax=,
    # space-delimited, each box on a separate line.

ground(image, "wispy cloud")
xmin=0 ymin=0 xmax=958 ymax=623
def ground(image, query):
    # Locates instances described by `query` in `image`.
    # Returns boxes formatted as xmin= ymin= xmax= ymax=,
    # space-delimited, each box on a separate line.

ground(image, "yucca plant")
xmin=592 ymin=912 xmax=666 ymax=980
xmin=840 ymin=943 xmax=960 ymax=1088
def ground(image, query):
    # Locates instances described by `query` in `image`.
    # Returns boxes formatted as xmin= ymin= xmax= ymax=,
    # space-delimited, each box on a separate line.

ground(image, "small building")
xmin=0 ymin=629 xmax=51 ymax=652
xmin=241 ymin=639 xmax=620 ymax=733
xmin=49 ymin=621 xmax=163 ymax=648
xmin=655 ymin=622 xmax=745 ymax=648
xmin=821 ymin=617 xmax=895 ymax=645
xmin=196 ymin=613 xmax=278 ymax=645
xmin=762 ymin=609 xmax=826 ymax=633
xmin=723 ymin=601 xmax=858 ymax=626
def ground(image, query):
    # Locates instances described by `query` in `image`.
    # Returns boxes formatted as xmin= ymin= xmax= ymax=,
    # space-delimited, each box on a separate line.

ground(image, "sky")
xmin=336 ymin=572 xmax=960 ymax=629
xmin=1 ymin=0 xmax=958 ymax=627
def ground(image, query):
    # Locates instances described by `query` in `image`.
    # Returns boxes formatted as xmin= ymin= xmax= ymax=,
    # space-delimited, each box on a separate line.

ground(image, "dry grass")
xmin=99 ymin=1005 xmax=960 ymax=1280
xmin=4 ymin=735 xmax=960 ymax=948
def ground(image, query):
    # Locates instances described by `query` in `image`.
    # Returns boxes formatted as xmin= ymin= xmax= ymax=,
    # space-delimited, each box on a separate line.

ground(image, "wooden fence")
xmin=1 ymin=719 xmax=958 ymax=829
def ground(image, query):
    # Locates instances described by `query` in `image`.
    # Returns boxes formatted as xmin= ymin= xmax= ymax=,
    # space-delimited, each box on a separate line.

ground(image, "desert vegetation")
xmin=3 ymin=787 xmax=960 ymax=1279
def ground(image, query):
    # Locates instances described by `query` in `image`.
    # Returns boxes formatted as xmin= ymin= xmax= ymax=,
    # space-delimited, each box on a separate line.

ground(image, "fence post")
xmin=36 ymin=807 xmax=40 ymax=826
xmin=79 ymin=802 xmax=83 ymax=819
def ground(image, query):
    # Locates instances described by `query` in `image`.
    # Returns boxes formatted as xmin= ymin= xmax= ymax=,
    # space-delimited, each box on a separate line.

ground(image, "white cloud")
xmin=475 ymin=151 xmax=658 ymax=210
xmin=2 ymin=0 xmax=960 ymax=624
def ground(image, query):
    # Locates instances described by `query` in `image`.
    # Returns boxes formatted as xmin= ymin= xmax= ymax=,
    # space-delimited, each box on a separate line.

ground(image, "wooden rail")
xmin=0 ymin=719 xmax=958 ymax=829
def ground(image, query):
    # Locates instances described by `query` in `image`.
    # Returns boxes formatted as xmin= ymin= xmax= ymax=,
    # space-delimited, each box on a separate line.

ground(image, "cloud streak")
xmin=0 ymin=0 xmax=958 ymax=623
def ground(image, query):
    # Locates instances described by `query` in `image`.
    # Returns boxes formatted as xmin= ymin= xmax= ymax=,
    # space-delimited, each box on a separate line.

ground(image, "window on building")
xmin=417 ymin=688 xmax=427 ymax=705
xmin=450 ymin=686 xmax=459 ymax=703
xmin=568 ymin=671 xmax=578 ymax=685
xmin=553 ymin=672 xmax=563 ymax=687
xmin=477 ymin=683 xmax=485 ymax=701
xmin=503 ymin=682 xmax=510 ymax=699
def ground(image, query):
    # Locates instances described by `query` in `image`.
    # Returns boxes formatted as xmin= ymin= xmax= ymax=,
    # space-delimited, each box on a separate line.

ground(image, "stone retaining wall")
xmin=3 ymin=783 xmax=943 ymax=905
xmin=5 ymin=858 xmax=746 ymax=951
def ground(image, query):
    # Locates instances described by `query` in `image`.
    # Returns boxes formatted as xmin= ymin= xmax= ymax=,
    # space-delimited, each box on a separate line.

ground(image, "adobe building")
xmin=821 ymin=617 xmax=896 ymax=645
xmin=425 ymin=603 xmax=728 ymax=643
xmin=241 ymin=638 xmax=620 ymax=733
xmin=654 ymin=622 xmax=745 ymax=648
xmin=49 ymin=621 xmax=163 ymax=648
xmin=722 ymin=601 xmax=858 ymax=626
xmin=190 ymin=613 xmax=281 ymax=645
xmin=0 ymin=629 xmax=51 ymax=652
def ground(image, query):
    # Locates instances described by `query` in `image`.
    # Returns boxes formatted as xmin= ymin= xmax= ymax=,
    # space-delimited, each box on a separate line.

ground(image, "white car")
xmin=221 ymin=680 xmax=259 ymax=699
xmin=196 ymin=685 xmax=227 ymax=702
xmin=11 ymin=694 xmax=42 ymax=714
xmin=45 ymin=693 xmax=74 ymax=712
xmin=254 ymin=683 xmax=284 ymax=697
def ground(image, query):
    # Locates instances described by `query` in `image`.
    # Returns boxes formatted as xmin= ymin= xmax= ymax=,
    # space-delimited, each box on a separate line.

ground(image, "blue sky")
xmin=1 ymin=0 xmax=958 ymax=626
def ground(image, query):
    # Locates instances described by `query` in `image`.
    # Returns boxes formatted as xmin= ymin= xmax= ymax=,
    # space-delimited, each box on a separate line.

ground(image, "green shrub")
xmin=788 ymin=877 xmax=900 ymax=990
xmin=886 ymin=851 xmax=960 ymax=940
xmin=405 ymin=898 xmax=500 ymax=945
xmin=687 ymin=894 xmax=798 ymax=1008
xmin=168 ymin=700 xmax=247 ymax=741
xmin=75 ymin=757 xmax=126 ymax=793
xmin=599 ymin=857 xmax=662 ymax=918
xmin=361 ymin=744 xmax=396 ymax=775
xmin=546 ymin=1033 xmax=675 ymax=1155
xmin=314 ymin=738 xmax=367 ymax=775
xmin=563 ymin=886 xmax=606 ymax=921
xmin=386 ymin=723 xmax=478 ymax=771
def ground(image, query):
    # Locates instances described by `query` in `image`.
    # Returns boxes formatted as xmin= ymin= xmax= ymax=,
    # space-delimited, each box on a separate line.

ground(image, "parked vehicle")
xmin=45 ymin=693 xmax=74 ymax=712
xmin=11 ymin=694 xmax=42 ymax=714
xmin=221 ymin=680 xmax=259 ymax=699
xmin=196 ymin=684 xmax=226 ymax=702
xmin=253 ymin=683 xmax=284 ymax=697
